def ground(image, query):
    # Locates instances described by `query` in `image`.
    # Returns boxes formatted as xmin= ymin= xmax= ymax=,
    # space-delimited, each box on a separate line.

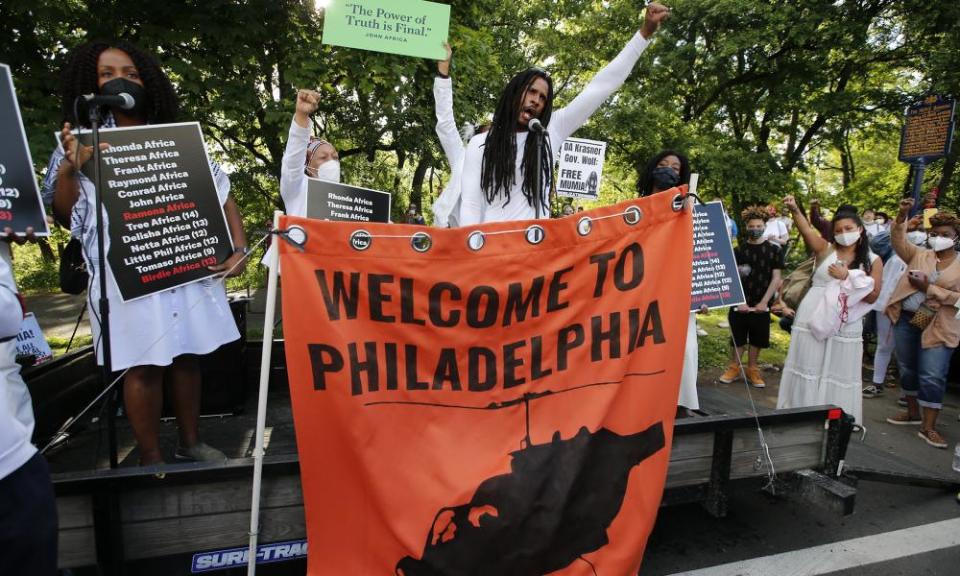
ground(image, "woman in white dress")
xmin=638 ymin=150 xmax=701 ymax=415
xmin=777 ymin=196 xmax=883 ymax=423
xmin=49 ymin=41 xmax=248 ymax=465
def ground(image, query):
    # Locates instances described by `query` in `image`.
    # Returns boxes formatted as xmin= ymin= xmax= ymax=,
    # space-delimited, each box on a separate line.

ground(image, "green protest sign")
xmin=322 ymin=0 xmax=450 ymax=60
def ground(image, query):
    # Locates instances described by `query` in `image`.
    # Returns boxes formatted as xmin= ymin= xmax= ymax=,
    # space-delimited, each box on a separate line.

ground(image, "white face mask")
xmin=307 ymin=160 xmax=341 ymax=183
xmin=835 ymin=230 xmax=861 ymax=247
xmin=907 ymin=231 xmax=928 ymax=246
xmin=928 ymin=235 xmax=956 ymax=252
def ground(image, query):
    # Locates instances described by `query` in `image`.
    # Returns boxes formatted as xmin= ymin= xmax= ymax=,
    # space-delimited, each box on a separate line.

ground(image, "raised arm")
xmin=891 ymin=198 xmax=921 ymax=264
xmin=280 ymin=89 xmax=320 ymax=216
xmin=547 ymin=3 xmax=669 ymax=143
xmin=434 ymin=43 xmax=463 ymax=166
xmin=784 ymin=195 xmax=829 ymax=257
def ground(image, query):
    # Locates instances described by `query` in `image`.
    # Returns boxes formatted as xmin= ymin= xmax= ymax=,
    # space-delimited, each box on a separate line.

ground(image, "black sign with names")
xmin=306 ymin=179 xmax=392 ymax=223
xmin=691 ymin=201 xmax=745 ymax=311
xmin=0 ymin=64 xmax=49 ymax=235
xmin=75 ymin=122 xmax=233 ymax=301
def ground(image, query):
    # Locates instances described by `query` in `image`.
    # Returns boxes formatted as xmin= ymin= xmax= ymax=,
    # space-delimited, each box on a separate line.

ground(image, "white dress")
xmin=679 ymin=313 xmax=700 ymax=410
xmin=67 ymin=155 xmax=239 ymax=370
xmin=777 ymin=251 xmax=876 ymax=423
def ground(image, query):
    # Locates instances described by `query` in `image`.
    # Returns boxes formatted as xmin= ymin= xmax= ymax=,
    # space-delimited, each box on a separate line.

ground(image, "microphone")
xmin=528 ymin=118 xmax=545 ymax=132
xmin=82 ymin=92 xmax=136 ymax=110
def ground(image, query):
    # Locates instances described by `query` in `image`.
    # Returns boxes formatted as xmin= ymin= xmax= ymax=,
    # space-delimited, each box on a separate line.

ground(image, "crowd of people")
xmin=715 ymin=195 xmax=960 ymax=452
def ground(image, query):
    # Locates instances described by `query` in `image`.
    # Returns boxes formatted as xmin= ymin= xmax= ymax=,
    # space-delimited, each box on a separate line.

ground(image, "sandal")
xmin=886 ymin=412 xmax=921 ymax=425
xmin=918 ymin=429 xmax=948 ymax=449
xmin=862 ymin=385 xmax=884 ymax=398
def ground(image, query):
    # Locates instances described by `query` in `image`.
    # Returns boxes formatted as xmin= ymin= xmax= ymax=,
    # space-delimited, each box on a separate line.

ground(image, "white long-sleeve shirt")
xmin=431 ymin=77 xmax=466 ymax=228
xmin=459 ymin=31 xmax=651 ymax=225
xmin=0 ymin=255 xmax=36 ymax=481
xmin=263 ymin=120 xmax=313 ymax=267
xmin=280 ymin=119 xmax=313 ymax=218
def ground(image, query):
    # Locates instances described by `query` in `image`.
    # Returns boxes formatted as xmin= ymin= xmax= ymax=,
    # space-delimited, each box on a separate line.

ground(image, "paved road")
xmin=642 ymin=364 xmax=960 ymax=576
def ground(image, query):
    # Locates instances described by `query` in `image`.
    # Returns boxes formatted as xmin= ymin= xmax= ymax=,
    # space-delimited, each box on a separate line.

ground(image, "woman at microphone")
xmin=43 ymin=41 xmax=247 ymax=466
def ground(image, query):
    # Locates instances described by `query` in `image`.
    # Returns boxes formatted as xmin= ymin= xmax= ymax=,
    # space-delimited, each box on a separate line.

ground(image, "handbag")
xmin=780 ymin=247 xmax=832 ymax=310
xmin=59 ymin=238 xmax=89 ymax=295
xmin=909 ymin=302 xmax=936 ymax=331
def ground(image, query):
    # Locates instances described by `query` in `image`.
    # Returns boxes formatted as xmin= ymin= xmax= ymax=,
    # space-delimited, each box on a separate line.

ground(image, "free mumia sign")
xmin=73 ymin=122 xmax=233 ymax=301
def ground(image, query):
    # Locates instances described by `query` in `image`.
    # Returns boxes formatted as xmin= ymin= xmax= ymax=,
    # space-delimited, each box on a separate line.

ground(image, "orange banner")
xmin=280 ymin=191 xmax=693 ymax=575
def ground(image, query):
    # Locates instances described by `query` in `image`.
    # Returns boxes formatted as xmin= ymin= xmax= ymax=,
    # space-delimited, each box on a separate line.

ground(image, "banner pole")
xmin=247 ymin=210 xmax=283 ymax=575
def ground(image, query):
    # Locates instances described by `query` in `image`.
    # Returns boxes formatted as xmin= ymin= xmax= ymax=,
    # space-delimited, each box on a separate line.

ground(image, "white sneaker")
xmin=717 ymin=320 xmax=730 ymax=329
xmin=696 ymin=327 xmax=708 ymax=337
xmin=175 ymin=442 xmax=227 ymax=463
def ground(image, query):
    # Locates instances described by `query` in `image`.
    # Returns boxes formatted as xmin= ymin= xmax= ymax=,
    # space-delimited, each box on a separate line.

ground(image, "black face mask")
xmin=99 ymin=77 xmax=148 ymax=118
xmin=651 ymin=166 xmax=680 ymax=191
xmin=747 ymin=229 xmax=764 ymax=240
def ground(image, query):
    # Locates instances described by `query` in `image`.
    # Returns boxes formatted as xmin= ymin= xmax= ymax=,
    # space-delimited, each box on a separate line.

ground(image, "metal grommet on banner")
xmin=282 ymin=225 xmax=307 ymax=250
xmin=467 ymin=231 xmax=485 ymax=251
xmin=411 ymin=232 xmax=432 ymax=253
xmin=672 ymin=193 xmax=689 ymax=212
xmin=525 ymin=225 xmax=545 ymax=245
xmin=623 ymin=206 xmax=643 ymax=225
xmin=577 ymin=217 xmax=593 ymax=236
xmin=350 ymin=230 xmax=373 ymax=251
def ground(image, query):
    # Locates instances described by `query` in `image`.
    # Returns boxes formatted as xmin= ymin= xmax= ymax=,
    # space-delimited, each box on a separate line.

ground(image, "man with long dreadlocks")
xmin=458 ymin=3 xmax=671 ymax=225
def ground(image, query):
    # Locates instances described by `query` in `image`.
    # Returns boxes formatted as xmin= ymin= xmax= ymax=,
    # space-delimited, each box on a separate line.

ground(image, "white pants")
xmin=679 ymin=313 xmax=700 ymax=410
xmin=872 ymin=312 xmax=894 ymax=385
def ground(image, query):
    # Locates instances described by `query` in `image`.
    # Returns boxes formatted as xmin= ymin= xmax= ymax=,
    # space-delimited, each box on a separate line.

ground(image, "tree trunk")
xmin=410 ymin=151 xmax=433 ymax=211
xmin=393 ymin=149 xmax=407 ymax=192
xmin=38 ymin=239 xmax=55 ymax=263
xmin=937 ymin=131 xmax=959 ymax=200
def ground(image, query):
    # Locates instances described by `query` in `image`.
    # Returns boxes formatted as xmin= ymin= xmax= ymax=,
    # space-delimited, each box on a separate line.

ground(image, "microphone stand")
xmin=532 ymin=125 xmax=546 ymax=219
xmin=88 ymin=105 xmax=119 ymax=469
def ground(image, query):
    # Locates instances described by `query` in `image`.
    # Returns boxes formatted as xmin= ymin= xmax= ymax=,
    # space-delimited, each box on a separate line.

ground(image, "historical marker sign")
xmin=899 ymin=95 xmax=956 ymax=164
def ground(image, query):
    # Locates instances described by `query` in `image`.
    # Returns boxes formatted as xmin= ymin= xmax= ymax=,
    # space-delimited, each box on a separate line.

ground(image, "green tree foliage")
xmin=1 ymin=0 xmax=957 ymax=287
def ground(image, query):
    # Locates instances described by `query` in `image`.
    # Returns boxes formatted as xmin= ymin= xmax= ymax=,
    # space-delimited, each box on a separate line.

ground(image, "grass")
xmin=695 ymin=309 xmax=791 ymax=371
xmin=46 ymin=334 xmax=93 ymax=357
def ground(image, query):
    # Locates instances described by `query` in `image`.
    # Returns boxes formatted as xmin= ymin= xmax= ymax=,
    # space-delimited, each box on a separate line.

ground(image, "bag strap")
xmin=813 ymin=244 xmax=835 ymax=270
